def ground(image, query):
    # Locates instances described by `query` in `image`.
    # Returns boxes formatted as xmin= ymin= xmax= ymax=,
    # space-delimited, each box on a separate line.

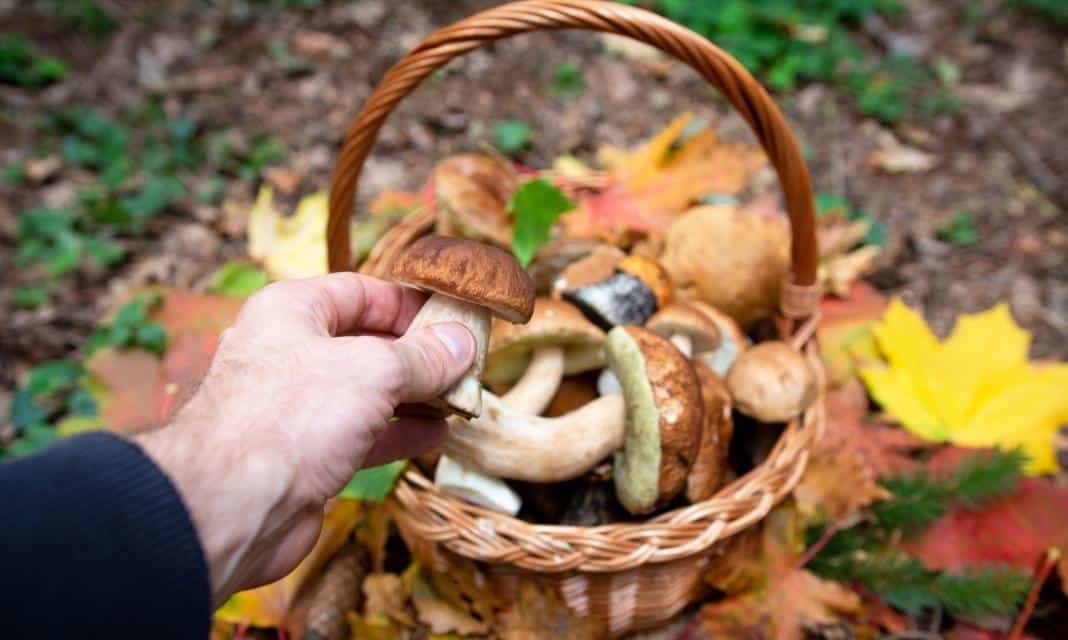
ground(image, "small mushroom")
xmin=605 ymin=326 xmax=703 ymax=515
xmin=443 ymin=391 xmax=626 ymax=483
xmin=688 ymin=301 xmax=749 ymax=377
xmin=725 ymin=341 xmax=817 ymax=423
xmin=433 ymin=154 xmax=518 ymax=247
xmin=483 ymin=298 xmax=605 ymax=414
xmin=434 ymin=454 xmax=522 ymax=515
xmin=686 ymin=361 xmax=733 ymax=503
xmin=562 ymin=255 xmax=673 ymax=329
xmin=645 ymin=302 xmax=722 ymax=358
xmin=392 ymin=235 xmax=535 ymax=418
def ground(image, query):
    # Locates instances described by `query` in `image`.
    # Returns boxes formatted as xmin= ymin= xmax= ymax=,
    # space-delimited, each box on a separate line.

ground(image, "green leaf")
xmin=339 ymin=460 xmax=407 ymax=502
xmin=119 ymin=174 xmax=185 ymax=221
xmin=493 ymin=120 xmax=533 ymax=154
xmin=507 ymin=178 xmax=574 ymax=267
xmin=25 ymin=361 xmax=83 ymax=396
xmin=135 ymin=323 xmax=168 ymax=354
xmin=3 ymin=424 xmax=59 ymax=459
xmin=13 ymin=284 xmax=48 ymax=310
xmin=10 ymin=390 xmax=46 ymax=430
xmin=209 ymin=261 xmax=269 ymax=297
xmin=937 ymin=212 xmax=979 ymax=247
xmin=550 ymin=62 xmax=585 ymax=99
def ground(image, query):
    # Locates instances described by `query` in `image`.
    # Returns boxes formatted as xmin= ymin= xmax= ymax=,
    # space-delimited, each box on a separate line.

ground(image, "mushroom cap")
xmin=689 ymin=300 xmax=749 ymax=377
xmin=391 ymin=235 xmax=535 ymax=323
xmin=646 ymin=302 xmax=722 ymax=353
xmin=550 ymin=244 xmax=625 ymax=298
xmin=686 ymin=361 xmax=733 ymax=503
xmin=606 ymin=325 xmax=703 ymax=515
xmin=434 ymin=154 xmax=518 ymax=247
xmin=484 ymin=298 xmax=604 ymax=382
xmin=725 ymin=341 xmax=817 ymax=423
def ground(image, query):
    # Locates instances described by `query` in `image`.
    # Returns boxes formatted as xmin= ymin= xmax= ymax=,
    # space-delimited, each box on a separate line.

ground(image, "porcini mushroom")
xmin=550 ymin=244 xmax=624 ymax=298
xmin=434 ymin=454 xmax=522 ymax=515
xmin=686 ymin=361 xmax=733 ymax=502
xmin=483 ymin=298 xmax=604 ymax=414
xmin=563 ymin=255 xmax=673 ymax=329
xmin=433 ymin=154 xmax=518 ymax=247
xmin=725 ymin=341 xmax=817 ymax=423
xmin=645 ymin=302 xmax=722 ymax=358
xmin=442 ymin=391 xmax=626 ymax=483
xmin=688 ymin=301 xmax=749 ymax=377
xmin=391 ymin=235 xmax=535 ymax=417
xmin=605 ymin=326 xmax=703 ymax=515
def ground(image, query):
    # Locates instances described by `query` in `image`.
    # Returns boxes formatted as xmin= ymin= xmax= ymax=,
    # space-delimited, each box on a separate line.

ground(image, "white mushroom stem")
xmin=434 ymin=454 xmax=522 ymax=515
xmin=597 ymin=367 xmax=622 ymax=396
xmin=499 ymin=345 xmax=565 ymax=414
xmin=668 ymin=333 xmax=693 ymax=357
xmin=443 ymin=391 xmax=625 ymax=483
xmin=405 ymin=292 xmax=491 ymax=417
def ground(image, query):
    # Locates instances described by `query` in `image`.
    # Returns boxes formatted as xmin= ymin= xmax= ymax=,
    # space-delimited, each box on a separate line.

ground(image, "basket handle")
xmin=327 ymin=0 xmax=820 ymax=309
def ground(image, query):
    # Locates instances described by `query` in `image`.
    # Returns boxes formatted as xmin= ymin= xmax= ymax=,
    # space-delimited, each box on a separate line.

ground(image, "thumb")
xmin=388 ymin=322 xmax=476 ymax=403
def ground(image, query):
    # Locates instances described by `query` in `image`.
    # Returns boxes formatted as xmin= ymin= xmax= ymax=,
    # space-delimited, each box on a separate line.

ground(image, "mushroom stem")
xmin=669 ymin=333 xmax=693 ymax=357
xmin=405 ymin=292 xmax=491 ymax=417
xmin=443 ymin=392 xmax=625 ymax=482
xmin=499 ymin=346 xmax=565 ymax=414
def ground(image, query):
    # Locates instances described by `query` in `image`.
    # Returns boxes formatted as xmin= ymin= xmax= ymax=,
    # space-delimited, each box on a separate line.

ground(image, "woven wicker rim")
xmin=325 ymin=0 xmax=824 ymax=574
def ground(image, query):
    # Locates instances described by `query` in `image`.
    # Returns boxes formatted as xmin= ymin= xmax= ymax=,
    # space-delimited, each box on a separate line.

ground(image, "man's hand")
xmin=136 ymin=273 xmax=474 ymax=606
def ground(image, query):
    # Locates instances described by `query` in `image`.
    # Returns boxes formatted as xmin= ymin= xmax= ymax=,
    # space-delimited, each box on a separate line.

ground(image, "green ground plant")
xmin=0 ymin=36 xmax=67 ymax=88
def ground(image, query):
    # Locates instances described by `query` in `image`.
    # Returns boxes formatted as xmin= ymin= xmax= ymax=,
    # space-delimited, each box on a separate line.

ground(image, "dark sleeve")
xmin=0 ymin=432 xmax=211 ymax=639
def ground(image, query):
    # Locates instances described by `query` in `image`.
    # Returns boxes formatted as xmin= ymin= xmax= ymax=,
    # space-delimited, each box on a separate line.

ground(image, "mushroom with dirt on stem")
xmin=605 ymin=325 xmax=704 ymax=515
xmin=725 ymin=341 xmax=817 ymax=423
xmin=483 ymin=298 xmax=605 ymax=414
xmin=562 ymin=254 xmax=673 ymax=330
xmin=391 ymin=235 xmax=535 ymax=418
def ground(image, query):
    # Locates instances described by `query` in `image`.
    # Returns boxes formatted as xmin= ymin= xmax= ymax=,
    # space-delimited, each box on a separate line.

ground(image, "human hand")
xmin=136 ymin=273 xmax=474 ymax=606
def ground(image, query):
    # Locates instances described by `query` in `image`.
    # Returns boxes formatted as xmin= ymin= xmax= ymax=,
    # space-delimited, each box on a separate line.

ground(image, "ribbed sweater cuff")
xmin=2 ymin=431 xmax=211 ymax=639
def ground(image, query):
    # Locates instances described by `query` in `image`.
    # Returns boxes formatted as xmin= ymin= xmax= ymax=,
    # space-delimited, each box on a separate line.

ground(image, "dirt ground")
xmin=1 ymin=0 xmax=1066 ymax=387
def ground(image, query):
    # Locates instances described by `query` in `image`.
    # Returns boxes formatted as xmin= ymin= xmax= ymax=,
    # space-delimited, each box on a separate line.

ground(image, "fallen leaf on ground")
xmin=248 ymin=187 xmax=330 ymax=280
xmin=496 ymin=577 xmax=606 ymax=639
xmin=83 ymin=289 xmax=242 ymax=434
xmin=362 ymin=572 xmax=416 ymax=627
xmin=869 ymin=131 xmax=937 ymax=173
xmin=215 ymin=500 xmax=360 ymax=628
xmin=817 ymin=281 xmax=889 ymax=387
xmin=689 ymin=506 xmax=864 ymax=640
xmin=903 ymin=476 xmax=1068 ymax=595
xmin=562 ymin=113 xmax=766 ymax=240
xmin=861 ymin=300 xmax=1068 ymax=474
xmin=409 ymin=566 xmax=489 ymax=636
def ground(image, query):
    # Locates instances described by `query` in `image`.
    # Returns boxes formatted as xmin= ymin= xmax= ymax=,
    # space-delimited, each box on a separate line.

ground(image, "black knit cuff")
xmin=1 ymin=431 xmax=211 ymax=639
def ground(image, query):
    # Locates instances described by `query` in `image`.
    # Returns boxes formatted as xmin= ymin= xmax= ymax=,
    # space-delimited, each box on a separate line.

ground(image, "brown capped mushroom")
xmin=605 ymin=326 xmax=703 ymax=515
xmin=688 ymin=301 xmax=749 ymax=377
xmin=686 ymin=361 xmax=733 ymax=502
xmin=483 ymin=298 xmax=604 ymax=414
xmin=725 ymin=341 xmax=817 ymax=423
xmin=562 ymin=254 xmax=673 ymax=329
xmin=645 ymin=302 xmax=721 ymax=357
xmin=433 ymin=154 xmax=518 ymax=247
xmin=392 ymin=235 xmax=535 ymax=417
xmin=550 ymin=244 xmax=624 ymax=298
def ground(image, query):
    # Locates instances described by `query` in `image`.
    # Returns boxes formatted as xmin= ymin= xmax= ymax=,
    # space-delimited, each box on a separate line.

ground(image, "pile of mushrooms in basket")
xmin=384 ymin=153 xmax=817 ymax=523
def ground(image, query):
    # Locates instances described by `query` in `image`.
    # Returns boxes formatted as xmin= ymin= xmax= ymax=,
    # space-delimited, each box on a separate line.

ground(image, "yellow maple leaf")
xmin=860 ymin=300 xmax=1068 ymax=474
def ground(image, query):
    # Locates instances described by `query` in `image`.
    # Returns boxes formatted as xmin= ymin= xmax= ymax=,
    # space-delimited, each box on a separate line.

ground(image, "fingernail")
xmin=430 ymin=323 xmax=474 ymax=362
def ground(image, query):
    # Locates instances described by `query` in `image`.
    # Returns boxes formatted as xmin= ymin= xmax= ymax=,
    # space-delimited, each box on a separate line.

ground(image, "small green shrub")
xmin=0 ymin=36 xmax=67 ymax=88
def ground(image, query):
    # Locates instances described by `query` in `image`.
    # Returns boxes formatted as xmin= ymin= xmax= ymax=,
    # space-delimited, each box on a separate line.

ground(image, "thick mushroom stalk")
xmin=405 ymin=292 xmax=491 ymax=416
xmin=434 ymin=454 xmax=522 ymax=515
xmin=443 ymin=392 xmax=626 ymax=483
xmin=499 ymin=345 xmax=565 ymax=414
xmin=668 ymin=333 xmax=693 ymax=357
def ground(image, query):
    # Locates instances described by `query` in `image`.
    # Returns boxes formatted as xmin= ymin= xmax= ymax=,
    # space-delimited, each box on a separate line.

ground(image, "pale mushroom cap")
xmin=391 ymin=235 xmax=535 ymax=323
xmin=607 ymin=325 xmax=703 ymax=515
xmin=688 ymin=300 xmax=749 ymax=376
xmin=646 ymin=302 xmax=722 ymax=353
xmin=686 ymin=361 xmax=733 ymax=503
xmin=725 ymin=341 xmax=817 ymax=423
xmin=484 ymin=298 xmax=605 ymax=382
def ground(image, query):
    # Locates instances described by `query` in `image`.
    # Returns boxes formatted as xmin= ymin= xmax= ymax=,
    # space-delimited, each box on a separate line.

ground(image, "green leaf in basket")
xmin=339 ymin=460 xmax=407 ymax=502
xmin=508 ymin=178 xmax=575 ymax=268
xmin=493 ymin=119 xmax=533 ymax=154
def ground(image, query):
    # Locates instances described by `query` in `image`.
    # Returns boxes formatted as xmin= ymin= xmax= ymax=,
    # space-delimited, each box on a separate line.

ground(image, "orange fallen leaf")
xmin=817 ymin=281 xmax=889 ymax=387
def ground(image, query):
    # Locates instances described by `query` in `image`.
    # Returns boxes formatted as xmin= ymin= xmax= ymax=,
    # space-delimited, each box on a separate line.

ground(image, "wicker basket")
xmin=325 ymin=1 xmax=824 ymax=635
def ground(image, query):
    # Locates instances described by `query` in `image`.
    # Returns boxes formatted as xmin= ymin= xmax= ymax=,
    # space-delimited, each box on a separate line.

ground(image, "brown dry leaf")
xmin=816 ymin=214 xmax=883 ymax=297
xmin=562 ymin=113 xmax=766 ymax=240
xmin=408 ymin=567 xmax=490 ymax=636
xmin=690 ymin=506 xmax=864 ymax=640
xmin=424 ymin=554 xmax=497 ymax=626
xmin=362 ymin=573 xmax=416 ymax=628
xmin=496 ymin=578 xmax=606 ymax=639
xmin=869 ymin=131 xmax=937 ymax=173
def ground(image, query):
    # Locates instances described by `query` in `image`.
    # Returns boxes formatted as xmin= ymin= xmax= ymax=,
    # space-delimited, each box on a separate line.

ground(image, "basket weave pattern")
xmin=326 ymin=1 xmax=824 ymax=634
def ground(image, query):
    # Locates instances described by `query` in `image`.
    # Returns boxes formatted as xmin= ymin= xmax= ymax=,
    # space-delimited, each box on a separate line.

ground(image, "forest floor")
xmin=1 ymin=0 xmax=1065 ymax=388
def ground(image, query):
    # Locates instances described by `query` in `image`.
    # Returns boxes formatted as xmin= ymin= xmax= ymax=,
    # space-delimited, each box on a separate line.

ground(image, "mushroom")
xmin=725 ymin=341 xmax=817 ymax=423
xmin=550 ymin=244 xmax=625 ymax=298
xmin=433 ymin=154 xmax=518 ymax=247
xmin=434 ymin=454 xmax=522 ymax=515
xmin=562 ymin=255 xmax=673 ymax=329
xmin=688 ymin=301 xmax=749 ymax=377
xmin=442 ymin=391 xmax=626 ymax=483
xmin=482 ymin=298 xmax=605 ymax=414
xmin=645 ymin=302 xmax=722 ymax=358
xmin=605 ymin=326 xmax=703 ymax=515
xmin=391 ymin=235 xmax=535 ymax=417
xmin=686 ymin=361 xmax=733 ymax=503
